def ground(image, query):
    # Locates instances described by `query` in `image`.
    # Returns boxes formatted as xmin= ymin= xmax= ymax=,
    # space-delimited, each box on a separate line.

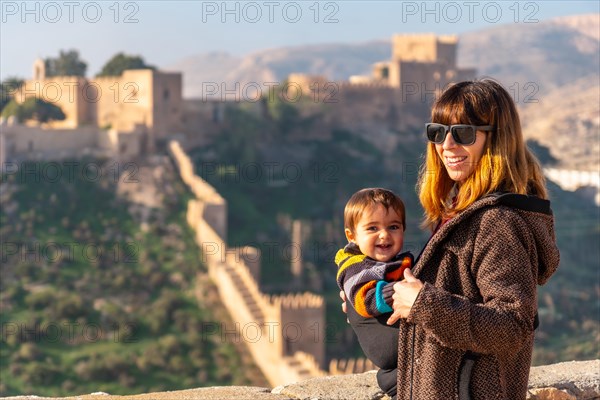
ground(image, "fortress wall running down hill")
xmin=168 ymin=140 xmax=356 ymax=386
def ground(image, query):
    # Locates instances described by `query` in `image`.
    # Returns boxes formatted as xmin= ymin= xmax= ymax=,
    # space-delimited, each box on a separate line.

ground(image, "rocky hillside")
xmin=519 ymin=76 xmax=599 ymax=170
xmin=459 ymin=14 xmax=599 ymax=95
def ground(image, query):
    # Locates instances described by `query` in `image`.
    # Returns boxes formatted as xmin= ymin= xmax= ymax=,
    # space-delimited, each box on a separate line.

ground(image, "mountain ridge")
xmin=166 ymin=13 xmax=598 ymax=98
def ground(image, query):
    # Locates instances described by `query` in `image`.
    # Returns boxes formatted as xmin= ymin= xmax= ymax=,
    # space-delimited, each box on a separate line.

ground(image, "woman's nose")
xmin=442 ymin=129 xmax=457 ymax=149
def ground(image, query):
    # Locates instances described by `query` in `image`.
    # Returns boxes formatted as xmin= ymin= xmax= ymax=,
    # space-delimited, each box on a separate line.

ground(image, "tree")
xmin=213 ymin=107 xmax=262 ymax=164
xmin=96 ymin=53 xmax=155 ymax=77
xmin=45 ymin=50 xmax=87 ymax=77
xmin=0 ymin=99 xmax=24 ymax=122
xmin=0 ymin=77 xmax=24 ymax=112
xmin=264 ymin=82 xmax=311 ymax=137
xmin=2 ymin=98 xmax=66 ymax=123
xmin=21 ymin=98 xmax=66 ymax=123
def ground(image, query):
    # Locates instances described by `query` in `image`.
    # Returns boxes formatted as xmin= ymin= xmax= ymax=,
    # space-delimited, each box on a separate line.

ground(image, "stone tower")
xmin=291 ymin=219 xmax=303 ymax=279
xmin=33 ymin=58 xmax=46 ymax=80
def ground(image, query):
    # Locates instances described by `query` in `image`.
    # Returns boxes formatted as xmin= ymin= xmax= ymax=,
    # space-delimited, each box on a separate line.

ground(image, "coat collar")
xmin=412 ymin=193 xmax=552 ymax=277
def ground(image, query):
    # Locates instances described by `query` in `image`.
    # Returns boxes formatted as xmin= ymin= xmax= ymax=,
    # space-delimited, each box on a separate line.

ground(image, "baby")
xmin=335 ymin=188 xmax=414 ymax=399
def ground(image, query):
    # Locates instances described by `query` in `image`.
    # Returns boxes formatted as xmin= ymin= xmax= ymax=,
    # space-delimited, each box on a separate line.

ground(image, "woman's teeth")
xmin=446 ymin=156 xmax=467 ymax=165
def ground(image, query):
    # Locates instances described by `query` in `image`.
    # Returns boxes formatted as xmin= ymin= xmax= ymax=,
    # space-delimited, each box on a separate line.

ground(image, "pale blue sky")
xmin=1 ymin=1 xmax=598 ymax=80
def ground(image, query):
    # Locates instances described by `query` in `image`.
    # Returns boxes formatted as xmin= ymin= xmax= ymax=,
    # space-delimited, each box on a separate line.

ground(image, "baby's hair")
xmin=344 ymin=188 xmax=406 ymax=233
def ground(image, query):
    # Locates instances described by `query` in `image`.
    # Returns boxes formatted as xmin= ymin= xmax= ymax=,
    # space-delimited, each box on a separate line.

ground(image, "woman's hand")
xmin=387 ymin=269 xmax=424 ymax=325
xmin=340 ymin=291 xmax=350 ymax=323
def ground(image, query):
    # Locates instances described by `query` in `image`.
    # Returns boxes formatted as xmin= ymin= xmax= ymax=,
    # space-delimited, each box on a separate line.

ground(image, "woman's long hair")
xmin=418 ymin=79 xmax=547 ymax=229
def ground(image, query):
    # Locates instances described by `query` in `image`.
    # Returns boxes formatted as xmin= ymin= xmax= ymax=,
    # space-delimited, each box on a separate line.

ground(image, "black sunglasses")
xmin=426 ymin=123 xmax=494 ymax=145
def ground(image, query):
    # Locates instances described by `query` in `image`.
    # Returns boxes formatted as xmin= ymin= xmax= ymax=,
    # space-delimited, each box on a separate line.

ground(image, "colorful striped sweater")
xmin=335 ymin=242 xmax=414 ymax=318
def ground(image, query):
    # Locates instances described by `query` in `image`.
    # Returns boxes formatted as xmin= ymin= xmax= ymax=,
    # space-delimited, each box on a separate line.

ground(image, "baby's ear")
xmin=344 ymin=228 xmax=355 ymax=242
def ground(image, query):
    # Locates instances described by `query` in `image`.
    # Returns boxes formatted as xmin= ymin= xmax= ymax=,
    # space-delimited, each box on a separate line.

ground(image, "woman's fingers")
xmin=387 ymin=309 xmax=402 ymax=325
xmin=403 ymin=268 xmax=418 ymax=282
xmin=340 ymin=290 xmax=348 ymax=314
xmin=388 ymin=276 xmax=424 ymax=323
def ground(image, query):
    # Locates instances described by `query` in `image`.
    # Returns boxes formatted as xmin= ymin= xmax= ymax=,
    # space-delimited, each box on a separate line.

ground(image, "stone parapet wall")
xmin=0 ymin=122 xmax=147 ymax=166
xmin=4 ymin=360 xmax=598 ymax=400
xmin=0 ymin=125 xmax=103 ymax=160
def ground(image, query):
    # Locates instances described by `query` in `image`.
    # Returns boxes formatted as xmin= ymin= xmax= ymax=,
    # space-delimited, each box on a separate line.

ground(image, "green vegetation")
xmin=0 ymin=77 xmax=24 ymax=113
xmin=0 ymin=160 xmax=260 ymax=396
xmin=191 ymin=102 xmax=599 ymax=365
xmin=1 ymin=98 xmax=66 ymax=123
xmin=45 ymin=50 xmax=87 ymax=77
xmin=96 ymin=53 xmax=155 ymax=77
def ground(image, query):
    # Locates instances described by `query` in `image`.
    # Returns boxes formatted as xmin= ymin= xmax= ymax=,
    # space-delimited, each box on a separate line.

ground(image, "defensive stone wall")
xmin=0 ymin=123 xmax=144 ymax=165
xmin=0 ymin=124 xmax=99 ymax=158
xmin=168 ymin=140 xmax=337 ymax=386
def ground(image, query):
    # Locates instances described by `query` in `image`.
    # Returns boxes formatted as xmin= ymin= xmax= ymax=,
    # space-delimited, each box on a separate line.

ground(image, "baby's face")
xmin=345 ymin=204 xmax=404 ymax=262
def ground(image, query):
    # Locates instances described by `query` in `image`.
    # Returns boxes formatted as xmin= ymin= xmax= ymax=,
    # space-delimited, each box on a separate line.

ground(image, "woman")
xmin=343 ymin=79 xmax=560 ymax=399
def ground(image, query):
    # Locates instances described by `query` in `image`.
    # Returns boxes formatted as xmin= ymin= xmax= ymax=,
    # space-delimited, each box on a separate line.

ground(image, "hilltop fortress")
xmin=0 ymin=34 xmax=474 ymax=163
xmin=1 ymin=62 xmax=184 ymax=160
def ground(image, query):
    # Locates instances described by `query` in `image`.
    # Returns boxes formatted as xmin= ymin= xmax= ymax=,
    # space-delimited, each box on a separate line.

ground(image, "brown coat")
xmin=395 ymin=193 xmax=560 ymax=399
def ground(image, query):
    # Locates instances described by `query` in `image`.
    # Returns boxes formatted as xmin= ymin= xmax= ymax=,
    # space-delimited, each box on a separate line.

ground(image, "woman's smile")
xmin=444 ymin=155 xmax=468 ymax=167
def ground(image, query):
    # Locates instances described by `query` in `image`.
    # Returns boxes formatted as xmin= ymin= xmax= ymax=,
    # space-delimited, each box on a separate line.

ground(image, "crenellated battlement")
xmin=329 ymin=358 xmax=377 ymax=375
xmin=270 ymin=293 xmax=324 ymax=309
